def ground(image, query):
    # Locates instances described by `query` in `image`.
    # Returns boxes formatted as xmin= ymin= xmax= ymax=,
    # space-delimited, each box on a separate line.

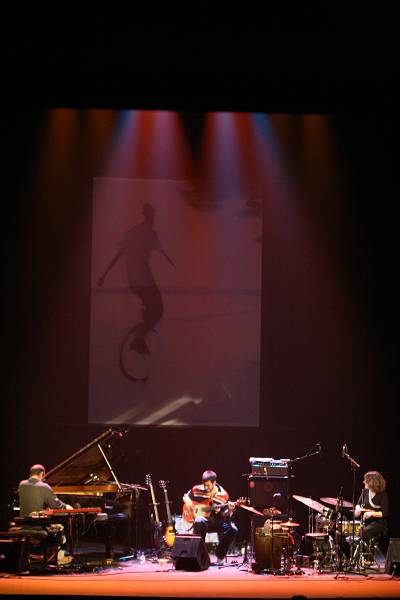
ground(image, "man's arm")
xmin=363 ymin=509 xmax=383 ymax=520
xmin=44 ymin=485 xmax=72 ymax=510
xmin=182 ymin=493 xmax=193 ymax=507
xmin=212 ymin=485 xmax=229 ymax=504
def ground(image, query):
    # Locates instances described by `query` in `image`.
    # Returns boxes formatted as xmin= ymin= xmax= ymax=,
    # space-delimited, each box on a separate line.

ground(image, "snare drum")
xmin=337 ymin=520 xmax=363 ymax=537
xmin=254 ymin=526 xmax=289 ymax=570
xmin=345 ymin=520 xmax=363 ymax=537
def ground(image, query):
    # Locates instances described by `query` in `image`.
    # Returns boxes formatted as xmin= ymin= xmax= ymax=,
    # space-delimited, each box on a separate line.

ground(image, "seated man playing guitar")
xmin=182 ymin=470 xmax=239 ymax=565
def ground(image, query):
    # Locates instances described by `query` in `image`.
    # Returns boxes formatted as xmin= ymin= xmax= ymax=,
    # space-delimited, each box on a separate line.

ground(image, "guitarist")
xmin=182 ymin=470 xmax=238 ymax=565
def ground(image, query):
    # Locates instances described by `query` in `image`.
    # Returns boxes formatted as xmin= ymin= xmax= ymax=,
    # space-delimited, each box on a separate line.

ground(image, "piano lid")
xmin=44 ymin=428 xmax=127 ymax=487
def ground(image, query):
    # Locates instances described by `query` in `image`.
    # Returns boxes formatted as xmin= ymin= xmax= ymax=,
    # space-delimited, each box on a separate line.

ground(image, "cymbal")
xmin=239 ymin=504 xmax=264 ymax=517
xmin=320 ymin=497 xmax=353 ymax=508
xmin=292 ymin=494 xmax=327 ymax=513
xmin=280 ymin=520 xmax=300 ymax=527
xmin=305 ymin=532 xmax=329 ymax=539
xmin=263 ymin=507 xmax=282 ymax=517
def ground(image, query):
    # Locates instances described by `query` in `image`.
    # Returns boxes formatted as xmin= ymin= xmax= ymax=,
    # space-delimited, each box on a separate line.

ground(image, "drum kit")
xmin=292 ymin=494 xmax=373 ymax=572
xmin=236 ymin=493 xmax=379 ymax=574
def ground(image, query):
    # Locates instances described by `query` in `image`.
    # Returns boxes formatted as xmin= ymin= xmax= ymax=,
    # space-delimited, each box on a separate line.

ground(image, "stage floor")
xmin=1 ymin=555 xmax=400 ymax=599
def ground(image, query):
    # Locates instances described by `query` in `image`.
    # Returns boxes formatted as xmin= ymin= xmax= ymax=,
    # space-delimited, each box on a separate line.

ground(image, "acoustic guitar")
xmin=182 ymin=496 xmax=247 ymax=525
xmin=159 ymin=480 xmax=175 ymax=547
xmin=146 ymin=474 xmax=163 ymax=549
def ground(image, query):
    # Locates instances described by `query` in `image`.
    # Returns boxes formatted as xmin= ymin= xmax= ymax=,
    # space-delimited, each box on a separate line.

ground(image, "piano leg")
xmin=102 ymin=520 xmax=112 ymax=559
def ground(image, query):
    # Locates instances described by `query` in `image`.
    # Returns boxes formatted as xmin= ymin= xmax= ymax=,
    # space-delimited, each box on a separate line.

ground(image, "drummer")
xmin=354 ymin=471 xmax=389 ymax=543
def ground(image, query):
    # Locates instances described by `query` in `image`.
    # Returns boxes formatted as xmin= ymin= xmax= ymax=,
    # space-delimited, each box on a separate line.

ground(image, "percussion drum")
xmin=254 ymin=526 xmax=288 ymax=570
xmin=264 ymin=520 xmax=284 ymax=531
xmin=339 ymin=520 xmax=363 ymax=538
xmin=316 ymin=507 xmax=336 ymax=532
xmin=305 ymin=532 xmax=336 ymax=570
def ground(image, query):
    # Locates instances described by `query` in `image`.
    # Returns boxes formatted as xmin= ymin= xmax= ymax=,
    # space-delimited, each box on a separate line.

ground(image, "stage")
xmin=1 ymin=555 xmax=400 ymax=600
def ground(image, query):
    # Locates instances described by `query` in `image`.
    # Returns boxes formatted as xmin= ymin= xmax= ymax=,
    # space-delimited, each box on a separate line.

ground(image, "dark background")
xmin=1 ymin=24 xmax=398 ymax=544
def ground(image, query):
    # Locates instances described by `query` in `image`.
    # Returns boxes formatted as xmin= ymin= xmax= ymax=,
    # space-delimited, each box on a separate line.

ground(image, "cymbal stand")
xmin=333 ymin=491 xmax=345 ymax=577
xmin=281 ymin=527 xmax=304 ymax=575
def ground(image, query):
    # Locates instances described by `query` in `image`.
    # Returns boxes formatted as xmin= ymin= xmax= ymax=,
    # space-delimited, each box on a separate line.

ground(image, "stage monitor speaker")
xmin=385 ymin=538 xmax=400 ymax=575
xmin=171 ymin=535 xmax=210 ymax=571
xmin=248 ymin=476 xmax=290 ymax=511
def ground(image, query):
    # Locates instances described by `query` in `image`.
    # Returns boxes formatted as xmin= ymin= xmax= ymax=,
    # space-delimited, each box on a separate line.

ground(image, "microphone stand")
xmin=287 ymin=443 xmax=322 ymax=525
xmin=340 ymin=446 xmax=366 ymax=576
xmin=289 ymin=444 xmax=322 ymax=465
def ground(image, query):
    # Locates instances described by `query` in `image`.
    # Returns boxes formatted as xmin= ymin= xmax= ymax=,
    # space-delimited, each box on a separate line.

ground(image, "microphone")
xmin=342 ymin=443 xmax=347 ymax=458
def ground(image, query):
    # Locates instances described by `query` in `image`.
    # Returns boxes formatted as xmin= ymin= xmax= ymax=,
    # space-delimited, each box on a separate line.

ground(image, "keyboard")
xmin=40 ymin=507 xmax=102 ymax=516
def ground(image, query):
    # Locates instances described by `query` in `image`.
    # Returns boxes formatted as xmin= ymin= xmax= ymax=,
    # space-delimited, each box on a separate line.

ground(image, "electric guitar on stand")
xmin=159 ymin=480 xmax=175 ymax=547
xmin=146 ymin=474 xmax=163 ymax=549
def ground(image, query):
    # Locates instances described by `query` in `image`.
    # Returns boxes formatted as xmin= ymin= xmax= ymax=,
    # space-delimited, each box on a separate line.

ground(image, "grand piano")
xmin=45 ymin=427 xmax=127 ymax=498
xmin=43 ymin=427 xmax=146 ymax=557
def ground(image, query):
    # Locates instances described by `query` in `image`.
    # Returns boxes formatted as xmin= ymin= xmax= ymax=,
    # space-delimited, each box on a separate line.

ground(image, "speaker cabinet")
xmin=248 ymin=476 xmax=291 ymax=512
xmin=385 ymin=538 xmax=400 ymax=574
xmin=171 ymin=535 xmax=210 ymax=571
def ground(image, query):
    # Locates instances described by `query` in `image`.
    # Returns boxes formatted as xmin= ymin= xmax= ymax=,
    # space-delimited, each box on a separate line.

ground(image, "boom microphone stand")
xmin=343 ymin=444 xmax=359 ymax=565
xmin=339 ymin=444 xmax=366 ymax=576
xmin=285 ymin=443 xmax=322 ymax=528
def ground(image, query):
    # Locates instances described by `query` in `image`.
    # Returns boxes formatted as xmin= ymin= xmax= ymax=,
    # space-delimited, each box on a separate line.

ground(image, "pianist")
xmin=19 ymin=464 xmax=73 ymax=517
xmin=9 ymin=464 xmax=74 ymax=569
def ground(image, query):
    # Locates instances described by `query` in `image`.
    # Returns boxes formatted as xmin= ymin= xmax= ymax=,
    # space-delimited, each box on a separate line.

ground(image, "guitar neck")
xmin=159 ymin=481 xmax=173 ymax=523
xmin=200 ymin=497 xmax=245 ymax=515
xmin=146 ymin=476 xmax=160 ymax=525
xmin=163 ymin=490 xmax=173 ymax=523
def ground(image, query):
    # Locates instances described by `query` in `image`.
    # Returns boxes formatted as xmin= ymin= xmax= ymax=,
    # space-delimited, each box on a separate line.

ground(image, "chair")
xmin=8 ymin=521 xmax=61 ymax=572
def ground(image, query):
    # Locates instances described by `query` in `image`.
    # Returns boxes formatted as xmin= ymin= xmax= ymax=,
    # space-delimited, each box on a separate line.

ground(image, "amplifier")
xmin=249 ymin=457 xmax=291 ymax=477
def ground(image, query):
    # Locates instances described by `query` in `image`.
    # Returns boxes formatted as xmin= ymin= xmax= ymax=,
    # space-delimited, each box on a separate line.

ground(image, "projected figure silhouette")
xmin=98 ymin=203 xmax=174 ymax=356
